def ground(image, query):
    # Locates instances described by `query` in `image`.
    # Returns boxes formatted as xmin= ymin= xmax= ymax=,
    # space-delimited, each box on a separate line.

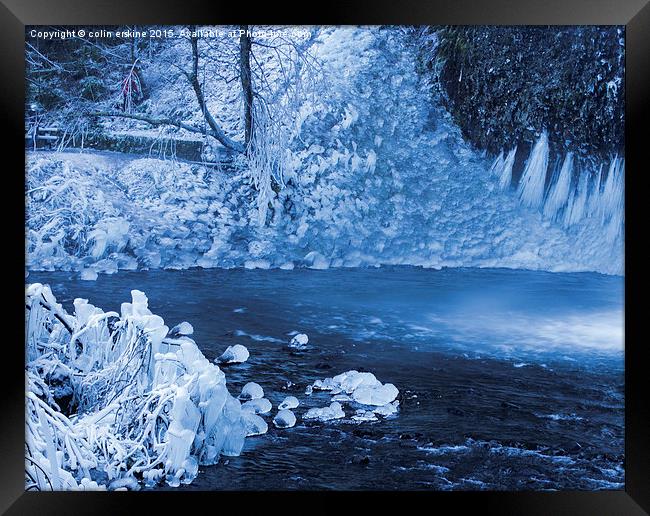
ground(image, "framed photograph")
xmin=1 ymin=0 xmax=647 ymax=513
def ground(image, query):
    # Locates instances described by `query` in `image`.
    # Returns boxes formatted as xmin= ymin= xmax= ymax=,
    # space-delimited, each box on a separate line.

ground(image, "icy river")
xmin=27 ymin=266 xmax=625 ymax=490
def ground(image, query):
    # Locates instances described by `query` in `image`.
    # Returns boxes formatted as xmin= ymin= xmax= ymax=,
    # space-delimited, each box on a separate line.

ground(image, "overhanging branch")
xmin=90 ymin=111 xmax=245 ymax=153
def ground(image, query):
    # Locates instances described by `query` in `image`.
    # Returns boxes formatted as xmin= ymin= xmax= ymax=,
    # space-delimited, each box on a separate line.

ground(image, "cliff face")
xmin=421 ymin=26 xmax=624 ymax=162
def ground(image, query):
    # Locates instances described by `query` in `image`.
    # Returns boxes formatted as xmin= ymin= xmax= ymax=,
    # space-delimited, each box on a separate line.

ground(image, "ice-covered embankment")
xmin=26 ymin=28 xmax=624 ymax=276
xmin=25 ymin=284 xmax=261 ymax=490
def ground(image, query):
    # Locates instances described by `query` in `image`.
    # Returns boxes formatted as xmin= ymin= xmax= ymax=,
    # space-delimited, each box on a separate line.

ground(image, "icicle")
xmin=517 ymin=133 xmax=549 ymax=209
xmin=543 ymin=152 xmax=573 ymax=220
xmin=498 ymin=147 xmax=517 ymax=190
xmin=564 ymin=170 xmax=590 ymax=227
xmin=586 ymin=163 xmax=604 ymax=218
xmin=489 ymin=151 xmax=504 ymax=177
xmin=600 ymin=156 xmax=625 ymax=242
xmin=600 ymin=156 xmax=624 ymax=223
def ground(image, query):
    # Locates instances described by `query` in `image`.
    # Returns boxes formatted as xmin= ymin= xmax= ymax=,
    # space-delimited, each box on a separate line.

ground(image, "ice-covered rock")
xmin=303 ymin=401 xmax=345 ymax=422
xmin=216 ymin=344 xmax=250 ymax=364
xmin=352 ymin=410 xmax=378 ymax=423
xmin=273 ymin=409 xmax=297 ymax=429
xmin=352 ymin=383 xmax=399 ymax=406
xmin=241 ymin=412 xmax=269 ymax=436
xmin=80 ymin=268 xmax=98 ymax=281
xmin=169 ymin=321 xmax=194 ymax=336
xmin=289 ymin=333 xmax=309 ymax=349
xmin=303 ymin=251 xmax=330 ymax=270
xmin=373 ymin=400 xmax=400 ymax=417
xmin=278 ymin=395 xmax=300 ymax=410
xmin=239 ymin=382 xmax=264 ymax=401
xmin=242 ymin=398 xmax=272 ymax=415
xmin=309 ymin=370 xmax=399 ymax=407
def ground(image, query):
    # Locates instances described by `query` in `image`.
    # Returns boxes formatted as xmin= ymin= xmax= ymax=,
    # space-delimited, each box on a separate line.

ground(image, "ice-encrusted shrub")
xmin=25 ymin=283 xmax=250 ymax=490
xmin=26 ymin=157 xmax=126 ymax=270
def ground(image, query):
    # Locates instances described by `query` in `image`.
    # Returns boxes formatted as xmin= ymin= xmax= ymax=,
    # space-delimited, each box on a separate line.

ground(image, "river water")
xmin=27 ymin=266 xmax=624 ymax=490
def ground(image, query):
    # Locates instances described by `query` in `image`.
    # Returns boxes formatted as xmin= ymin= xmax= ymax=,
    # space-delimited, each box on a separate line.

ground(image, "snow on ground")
xmin=26 ymin=27 xmax=623 ymax=276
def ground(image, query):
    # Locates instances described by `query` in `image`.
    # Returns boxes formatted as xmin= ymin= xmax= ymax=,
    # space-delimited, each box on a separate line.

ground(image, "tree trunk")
xmin=239 ymin=25 xmax=253 ymax=150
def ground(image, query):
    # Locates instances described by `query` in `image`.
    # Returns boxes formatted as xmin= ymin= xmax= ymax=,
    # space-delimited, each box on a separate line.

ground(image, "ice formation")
xmin=241 ymin=412 xmax=268 ymax=437
xmin=289 ymin=333 xmax=309 ymax=349
xmin=239 ymin=382 xmax=264 ymax=401
xmin=517 ymin=132 xmax=549 ymax=209
xmin=273 ymin=409 xmax=297 ymax=429
xmin=216 ymin=344 xmax=250 ymax=364
xmin=25 ymin=284 xmax=257 ymax=491
xmin=278 ymin=395 xmax=300 ymax=410
xmin=242 ymin=398 xmax=272 ymax=415
xmin=26 ymin=28 xmax=624 ymax=276
xmin=310 ymin=370 xmax=399 ymax=407
xmin=170 ymin=321 xmax=194 ymax=336
xmin=303 ymin=402 xmax=346 ymax=422
xmin=305 ymin=370 xmax=400 ymax=423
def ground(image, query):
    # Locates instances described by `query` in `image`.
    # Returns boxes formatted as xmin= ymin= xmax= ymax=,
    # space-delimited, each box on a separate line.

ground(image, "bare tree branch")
xmin=89 ymin=110 xmax=244 ymax=153
xmin=186 ymin=27 xmax=245 ymax=153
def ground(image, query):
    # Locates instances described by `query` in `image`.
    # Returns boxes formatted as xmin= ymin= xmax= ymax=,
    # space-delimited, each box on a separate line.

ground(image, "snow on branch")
xmin=90 ymin=110 xmax=244 ymax=153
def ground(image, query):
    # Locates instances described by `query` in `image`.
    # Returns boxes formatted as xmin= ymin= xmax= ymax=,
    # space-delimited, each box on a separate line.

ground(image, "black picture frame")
xmin=2 ymin=0 xmax=647 ymax=513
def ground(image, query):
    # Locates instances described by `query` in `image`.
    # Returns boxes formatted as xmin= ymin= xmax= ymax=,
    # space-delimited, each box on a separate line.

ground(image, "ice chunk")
xmin=216 ymin=344 xmax=250 ymax=364
xmin=309 ymin=370 xmax=399 ymax=407
xmin=278 ymin=395 xmax=299 ymax=410
xmin=373 ymin=400 xmax=399 ymax=417
xmin=241 ymin=412 xmax=268 ymax=436
xmin=169 ymin=321 xmax=194 ymax=336
xmin=242 ymin=398 xmax=272 ymax=415
xmin=352 ymin=383 xmax=399 ymax=406
xmin=273 ymin=409 xmax=297 ymax=429
xmin=352 ymin=409 xmax=378 ymax=423
xmin=239 ymin=382 xmax=264 ymax=401
xmin=289 ymin=333 xmax=309 ymax=349
xmin=80 ymin=269 xmax=98 ymax=281
xmin=303 ymin=401 xmax=345 ymax=422
xmin=303 ymin=251 xmax=330 ymax=270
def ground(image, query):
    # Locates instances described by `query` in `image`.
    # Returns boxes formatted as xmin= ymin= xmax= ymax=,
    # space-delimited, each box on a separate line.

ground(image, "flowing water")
xmin=27 ymin=266 xmax=624 ymax=490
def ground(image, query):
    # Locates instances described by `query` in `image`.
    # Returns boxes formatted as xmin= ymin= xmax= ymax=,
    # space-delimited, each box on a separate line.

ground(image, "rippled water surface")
xmin=28 ymin=267 xmax=625 ymax=490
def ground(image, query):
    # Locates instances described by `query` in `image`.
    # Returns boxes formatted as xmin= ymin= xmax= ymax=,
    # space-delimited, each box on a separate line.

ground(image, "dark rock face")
xmin=420 ymin=26 xmax=625 ymax=160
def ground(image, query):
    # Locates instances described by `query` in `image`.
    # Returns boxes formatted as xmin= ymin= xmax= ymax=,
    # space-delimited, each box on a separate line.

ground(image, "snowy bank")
xmin=25 ymin=284 xmax=257 ymax=490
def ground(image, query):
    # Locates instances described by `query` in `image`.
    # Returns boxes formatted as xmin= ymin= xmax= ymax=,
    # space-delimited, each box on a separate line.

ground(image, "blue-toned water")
xmin=27 ymin=266 xmax=624 ymax=490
